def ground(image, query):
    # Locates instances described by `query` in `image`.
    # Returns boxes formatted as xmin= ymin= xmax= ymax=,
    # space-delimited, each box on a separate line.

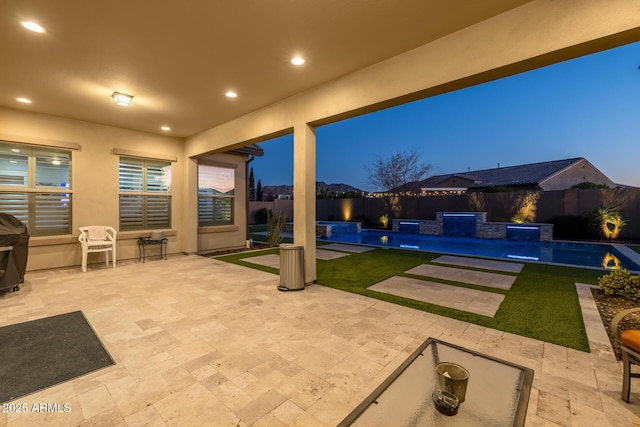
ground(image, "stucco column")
xmin=293 ymin=123 xmax=317 ymax=284
xmin=184 ymin=157 xmax=199 ymax=254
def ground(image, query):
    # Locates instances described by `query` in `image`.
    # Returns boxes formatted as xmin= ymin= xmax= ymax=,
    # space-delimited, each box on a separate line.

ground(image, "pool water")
xmin=316 ymin=221 xmax=360 ymax=237
xmin=322 ymin=230 xmax=640 ymax=270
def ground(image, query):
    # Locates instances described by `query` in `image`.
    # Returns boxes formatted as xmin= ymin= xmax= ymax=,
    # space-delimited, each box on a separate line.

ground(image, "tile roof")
xmin=419 ymin=157 xmax=585 ymax=189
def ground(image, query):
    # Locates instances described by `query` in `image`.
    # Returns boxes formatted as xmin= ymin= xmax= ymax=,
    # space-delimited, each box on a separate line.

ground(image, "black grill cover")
xmin=0 ymin=213 xmax=29 ymax=290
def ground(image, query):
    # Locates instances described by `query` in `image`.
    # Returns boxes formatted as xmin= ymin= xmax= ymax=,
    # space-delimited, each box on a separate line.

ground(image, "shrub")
xmin=266 ymin=211 xmax=286 ymax=247
xmin=482 ymin=185 xmax=512 ymax=193
xmin=355 ymin=215 xmax=370 ymax=226
xmin=572 ymin=181 xmax=609 ymax=189
xmin=598 ymin=269 xmax=640 ymax=302
xmin=255 ymin=208 xmax=272 ymax=224
xmin=596 ymin=207 xmax=627 ymax=239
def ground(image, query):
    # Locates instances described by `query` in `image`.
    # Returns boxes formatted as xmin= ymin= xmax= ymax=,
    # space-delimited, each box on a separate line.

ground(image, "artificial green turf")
xmin=216 ymin=247 xmax=605 ymax=351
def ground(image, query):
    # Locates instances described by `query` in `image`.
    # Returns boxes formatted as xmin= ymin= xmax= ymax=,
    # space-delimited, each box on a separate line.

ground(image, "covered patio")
xmin=1 ymin=255 xmax=638 ymax=426
xmin=2 ymin=1 xmax=640 ymax=278
xmin=2 ymin=1 xmax=640 ymax=425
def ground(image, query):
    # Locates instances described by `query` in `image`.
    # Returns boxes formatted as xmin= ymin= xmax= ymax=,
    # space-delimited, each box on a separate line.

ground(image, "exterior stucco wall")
xmin=1 ymin=109 xmax=252 ymax=270
xmin=0 ymin=108 xmax=188 ymax=271
xmin=196 ymin=153 xmax=249 ymax=253
xmin=541 ymin=159 xmax=616 ymax=191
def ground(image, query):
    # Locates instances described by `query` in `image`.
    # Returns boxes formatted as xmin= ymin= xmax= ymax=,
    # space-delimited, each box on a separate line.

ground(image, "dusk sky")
xmin=251 ymin=41 xmax=640 ymax=192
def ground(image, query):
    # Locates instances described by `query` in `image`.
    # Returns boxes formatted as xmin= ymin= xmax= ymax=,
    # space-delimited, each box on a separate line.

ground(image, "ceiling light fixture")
xmin=291 ymin=56 xmax=305 ymax=65
xmin=22 ymin=22 xmax=45 ymax=33
xmin=112 ymin=92 xmax=133 ymax=106
xmin=51 ymin=160 xmax=61 ymax=166
xmin=161 ymin=126 xmax=171 ymax=131
xmin=16 ymin=98 xmax=32 ymax=103
xmin=225 ymin=91 xmax=237 ymax=98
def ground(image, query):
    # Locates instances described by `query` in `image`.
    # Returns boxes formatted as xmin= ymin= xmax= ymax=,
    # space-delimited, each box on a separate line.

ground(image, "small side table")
xmin=138 ymin=237 xmax=168 ymax=262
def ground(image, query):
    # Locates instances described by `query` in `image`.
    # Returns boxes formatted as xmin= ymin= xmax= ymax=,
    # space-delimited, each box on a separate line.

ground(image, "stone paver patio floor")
xmin=0 ymin=255 xmax=638 ymax=426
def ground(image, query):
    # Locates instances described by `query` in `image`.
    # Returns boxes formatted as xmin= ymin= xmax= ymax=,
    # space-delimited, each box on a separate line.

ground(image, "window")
xmin=0 ymin=142 xmax=72 ymax=236
xmin=198 ymin=164 xmax=235 ymax=226
xmin=119 ymin=157 xmax=171 ymax=230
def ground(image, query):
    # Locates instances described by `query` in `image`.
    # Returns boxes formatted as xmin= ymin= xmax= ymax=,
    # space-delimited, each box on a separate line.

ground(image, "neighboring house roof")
xmin=416 ymin=157 xmax=594 ymax=190
xmin=464 ymin=158 xmax=584 ymax=188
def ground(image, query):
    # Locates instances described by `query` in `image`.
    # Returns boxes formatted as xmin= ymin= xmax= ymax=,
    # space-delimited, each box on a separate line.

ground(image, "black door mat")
xmin=0 ymin=311 xmax=115 ymax=403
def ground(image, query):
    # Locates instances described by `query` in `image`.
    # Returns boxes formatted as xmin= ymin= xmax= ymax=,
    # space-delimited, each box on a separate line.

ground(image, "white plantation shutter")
xmin=0 ymin=143 xmax=72 ymax=236
xmin=34 ymin=193 xmax=70 ymax=234
xmin=0 ymin=192 xmax=28 ymax=223
xmin=119 ymin=195 xmax=144 ymax=229
xmin=35 ymin=151 xmax=70 ymax=188
xmin=118 ymin=160 xmax=144 ymax=192
xmin=0 ymin=148 xmax=27 ymax=186
xmin=119 ymin=158 xmax=171 ymax=230
xmin=146 ymin=163 xmax=171 ymax=192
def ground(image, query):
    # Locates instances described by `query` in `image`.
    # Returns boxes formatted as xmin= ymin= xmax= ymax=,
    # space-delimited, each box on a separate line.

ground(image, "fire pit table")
xmin=338 ymin=338 xmax=533 ymax=426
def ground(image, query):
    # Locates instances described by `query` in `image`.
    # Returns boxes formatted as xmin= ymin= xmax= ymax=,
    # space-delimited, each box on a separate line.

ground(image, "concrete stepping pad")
xmin=241 ymin=254 xmax=280 ymax=269
xmin=406 ymin=264 xmax=516 ymax=290
xmin=432 ymin=255 xmax=524 ymax=273
xmin=320 ymin=243 xmax=375 ymax=253
xmin=369 ymin=276 xmax=504 ymax=317
xmin=241 ymin=249 xmax=350 ymax=268
xmin=316 ymin=249 xmax=351 ymax=260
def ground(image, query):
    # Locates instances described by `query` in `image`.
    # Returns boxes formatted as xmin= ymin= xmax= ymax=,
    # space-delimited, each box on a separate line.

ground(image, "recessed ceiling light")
xmin=11 ymin=149 xmax=20 ymax=153
xmin=161 ymin=126 xmax=171 ymax=131
xmin=22 ymin=22 xmax=45 ymax=33
xmin=112 ymin=92 xmax=133 ymax=106
xmin=291 ymin=57 xmax=305 ymax=65
xmin=16 ymin=98 xmax=32 ymax=103
xmin=225 ymin=91 xmax=237 ymax=98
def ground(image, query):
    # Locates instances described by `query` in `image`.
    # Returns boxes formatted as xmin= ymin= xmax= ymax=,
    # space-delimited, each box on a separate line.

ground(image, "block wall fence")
xmin=249 ymin=188 xmax=640 ymax=240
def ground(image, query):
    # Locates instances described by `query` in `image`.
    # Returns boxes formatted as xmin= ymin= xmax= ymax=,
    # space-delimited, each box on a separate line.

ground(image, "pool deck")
xmin=1 ymin=255 xmax=638 ymax=426
xmin=613 ymin=244 xmax=640 ymax=273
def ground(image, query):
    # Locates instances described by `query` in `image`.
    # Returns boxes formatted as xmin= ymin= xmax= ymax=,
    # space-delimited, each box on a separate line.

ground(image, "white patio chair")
xmin=78 ymin=226 xmax=117 ymax=273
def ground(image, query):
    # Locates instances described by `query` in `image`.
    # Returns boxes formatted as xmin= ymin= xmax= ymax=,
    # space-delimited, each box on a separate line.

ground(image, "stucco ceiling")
xmin=1 ymin=0 xmax=532 ymax=137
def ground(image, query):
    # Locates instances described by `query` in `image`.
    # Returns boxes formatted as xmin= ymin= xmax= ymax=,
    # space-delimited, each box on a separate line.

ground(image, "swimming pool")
xmin=322 ymin=230 xmax=640 ymax=270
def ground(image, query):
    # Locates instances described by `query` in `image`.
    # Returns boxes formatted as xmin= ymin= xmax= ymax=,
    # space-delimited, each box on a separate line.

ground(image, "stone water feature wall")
xmin=392 ymin=212 xmax=553 ymax=241
xmin=284 ymin=221 xmax=362 ymax=238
